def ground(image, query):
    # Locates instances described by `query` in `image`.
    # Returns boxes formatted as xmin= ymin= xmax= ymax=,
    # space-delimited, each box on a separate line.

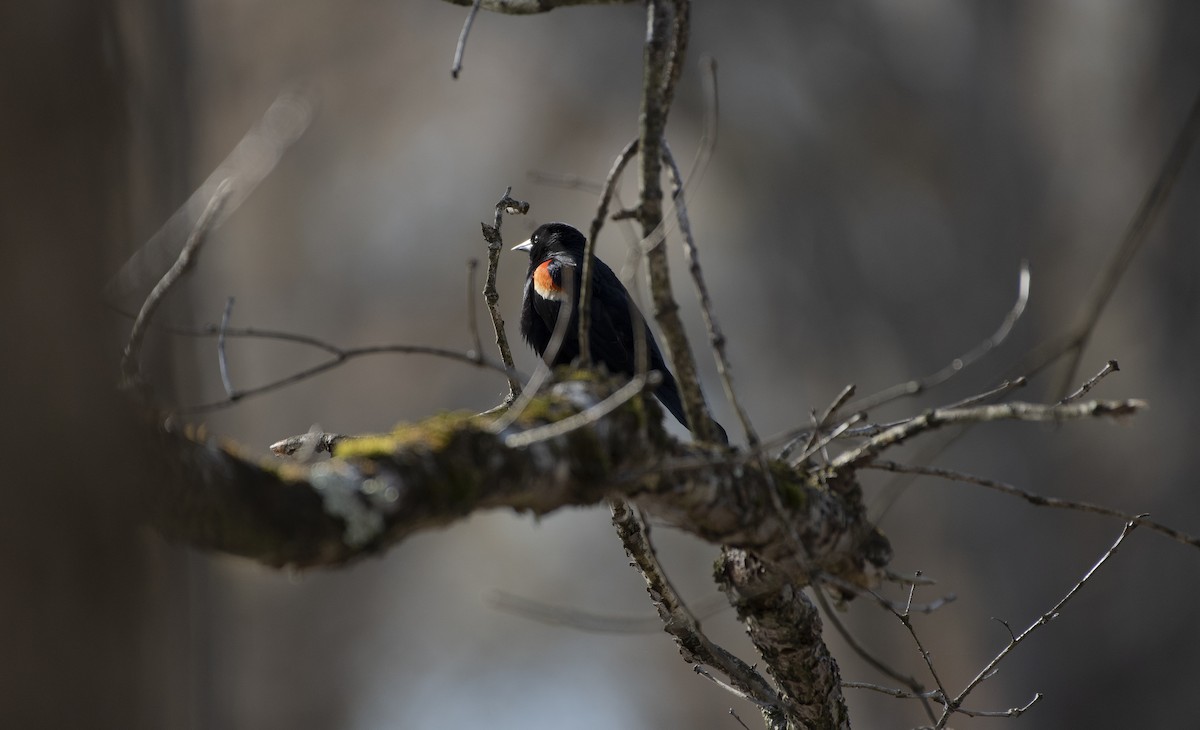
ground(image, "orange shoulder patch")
xmin=533 ymin=260 xmax=565 ymax=300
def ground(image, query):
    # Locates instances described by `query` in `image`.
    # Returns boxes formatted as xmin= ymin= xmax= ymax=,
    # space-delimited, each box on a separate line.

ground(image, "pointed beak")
xmin=511 ymin=239 xmax=533 ymax=253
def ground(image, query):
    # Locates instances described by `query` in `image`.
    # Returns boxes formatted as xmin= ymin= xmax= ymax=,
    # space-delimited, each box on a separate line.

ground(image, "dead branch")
xmin=480 ymin=187 xmax=530 ymax=402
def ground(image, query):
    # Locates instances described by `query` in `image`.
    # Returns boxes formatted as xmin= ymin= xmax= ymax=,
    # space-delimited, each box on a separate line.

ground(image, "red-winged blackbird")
xmin=513 ymin=222 xmax=726 ymax=442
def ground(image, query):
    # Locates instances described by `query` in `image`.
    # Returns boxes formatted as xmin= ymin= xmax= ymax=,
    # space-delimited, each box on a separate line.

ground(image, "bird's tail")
xmin=653 ymin=371 xmax=728 ymax=444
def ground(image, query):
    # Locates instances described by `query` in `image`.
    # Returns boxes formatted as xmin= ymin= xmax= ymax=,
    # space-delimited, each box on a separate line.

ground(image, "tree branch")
xmin=832 ymin=398 xmax=1146 ymax=472
xmin=636 ymin=0 xmax=720 ymax=442
xmin=480 ymin=187 xmax=530 ymax=402
xmin=153 ymin=375 xmax=890 ymax=593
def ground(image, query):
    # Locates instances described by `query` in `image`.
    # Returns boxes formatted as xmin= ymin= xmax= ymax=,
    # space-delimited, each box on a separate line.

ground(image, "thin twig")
xmin=162 ymin=319 xmax=516 ymax=377
xmin=886 ymin=587 xmax=952 ymax=720
xmin=942 ymin=377 xmax=1027 ymax=410
xmin=610 ymin=500 xmax=784 ymax=713
xmin=665 ymin=142 xmax=739 ymax=444
xmin=1034 ymin=89 xmax=1200 ymax=398
xmin=934 ymin=519 xmax=1142 ymax=727
xmin=832 ymin=397 xmax=1146 ymax=472
xmin=107 ymin=91 xmax=313 ymax=306
xmin=780 ymin=384 xmax=855 ymax=461
xmin=1057 ymin=359 xmax=1119 ymax=405
xmin=486 ymin=589 xmax=729 ymax=634
xmin=580 ymin=138 xmax=640 ymax=369
xmin=466 ymin=259 xmax=483 ymax=360
xmin=450 ymin=0 xmax=484 ymax=79
xmin=845 ymin=263 xmax=1031 ymax=417
xmin=503 ymin=372 xmax=655 ymax=448
xmin=819 ymin=573 xmax=956 ymax=616
xmin=842 ymin=683 xmax=1041 ymax=720
xmin=790 ymin=414 xmax=862 ymax=468
xmin=683 ymin=54 xmax=719 ymax=191
xmin=490 ymin=272 xmax=576 ymax=434
xmin=838 ymin=377 xmax=1027 ymax=441
xmin=121 ymin=178 xmax=234 ymax=390
xmin=217 ymin=297 xmax=236 ymax=398
xmin=180 ymin=341 xmax=518 ymax=415
xmin=868 ymin=461 xmax=1200 ymax=551
xmin=480 ymin=186 xmax=530 ymax=402
xmin=727 ymin=708 xmax=751 ymax=730
xmin=692 ymin=666 xmax=771 ymax=707
xmin=812 ymin=586 xmax=937 ymax=724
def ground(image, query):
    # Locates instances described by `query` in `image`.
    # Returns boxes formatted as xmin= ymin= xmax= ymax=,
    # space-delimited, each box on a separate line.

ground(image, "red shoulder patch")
xmin=533 ymin=260 xmax=565 ymax=300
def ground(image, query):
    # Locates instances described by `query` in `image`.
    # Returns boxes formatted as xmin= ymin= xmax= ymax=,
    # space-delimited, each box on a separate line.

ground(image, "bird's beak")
xmin=511 ymin=239 xmax=532 ymax=252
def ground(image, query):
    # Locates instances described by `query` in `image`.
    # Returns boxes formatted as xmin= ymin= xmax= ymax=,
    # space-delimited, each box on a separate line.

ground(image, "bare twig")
xmin=727 ymin=707 xmax=752 ymax=730
xmin=579 ymin=138 xmax=640 ymax=369
xmin=842 ymin=682 xmax=1041 ymax=719
xmin=217 ymin=297 xmax=236 ymax=398
xmin=846 ymin=263 xmax=1031 ymax=417
xmin=841 ymin=681 xmax=940 ymax=701
xmin=942 ymin=377 xmax=1028 ymax=410
xmin=134 ymin=318 xmax=520 ymax=413
xmin=883 ymin=580 xmax=953 ymax=720
xmin=811 ymin=587 xmax=937 ymax=724
xmin=790 ymin=414 xmax=863 ymax=468
xmin=486 ymin=589 xmax=729 ymax=634
xmin=490 ymin=273 xmax=576 ymax=434
xmin=692 ymin=666 xmax=773 ymax=708
xmin=833 ymin=397 xmax=1146 ymax=472
xmin=107 ymin=91 xmax=313 ymax=306
xmin=180 ymin=340 xmax=518 ymax=415
xmin=933 ymin=519 xmax=1142 ymax=727
xmin=819 ymin=573 xmax=956 ymax=616
xmin=466 ymin=259 xmax=483 ymax=360
xmin=1031 ymin=89 xmax=1200 ymax=398
xmin=480 ymin=187 xmax=530 ymax=401
xmin=779 ymin=384 xmax=855 ymax=461
xmin=683 ymin=54 xmax=719 ymax=191
xmin=868 ymin=460 xmax=1200 ymax=551
xmin=503 ymin=372 xmax=655 ymax=448
xmin=665 ymin=142 xmax=740 ymax=444
xmin=838 ymin=377 xmax=1026 ymax=441
xmin=1057 ymin=359 xmax=1119 ymax=405
xmin=450 ymin=0 xmax=484 ymax=79
xmin=121 ymin=179 xmax=234 ymax=390
xmin=610 ymin=501 xmax=784 ymax=715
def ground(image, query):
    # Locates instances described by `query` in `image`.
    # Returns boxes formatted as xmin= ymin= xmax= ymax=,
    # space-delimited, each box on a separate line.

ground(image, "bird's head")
xmin=511 ymin=222 xmax=586 ymax=267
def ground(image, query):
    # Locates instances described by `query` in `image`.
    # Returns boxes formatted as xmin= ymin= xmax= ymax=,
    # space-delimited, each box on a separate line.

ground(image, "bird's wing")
xmin=589 ymin=257 xmax=664 ymax=377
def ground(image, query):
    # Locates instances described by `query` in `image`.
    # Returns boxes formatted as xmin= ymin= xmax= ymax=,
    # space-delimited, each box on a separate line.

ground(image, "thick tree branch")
xmin=717 ymin=550 xmax=850 ymax=730
xmin=152 ymin=376 xmax=890 ymax=592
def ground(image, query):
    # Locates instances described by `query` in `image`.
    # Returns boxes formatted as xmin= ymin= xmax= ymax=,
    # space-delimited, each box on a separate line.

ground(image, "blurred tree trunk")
xmin=0 ymin=3 xmax=192 ymax=728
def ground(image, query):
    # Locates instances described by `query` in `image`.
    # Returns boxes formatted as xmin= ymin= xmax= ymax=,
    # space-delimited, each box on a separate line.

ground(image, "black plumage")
xmin=513 ymin=222 xmax=725 ymax=442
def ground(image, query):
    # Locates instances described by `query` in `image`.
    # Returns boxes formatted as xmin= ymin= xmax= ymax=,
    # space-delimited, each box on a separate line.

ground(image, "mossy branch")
xmin=149 ymin=375 xmax=888 ymax=589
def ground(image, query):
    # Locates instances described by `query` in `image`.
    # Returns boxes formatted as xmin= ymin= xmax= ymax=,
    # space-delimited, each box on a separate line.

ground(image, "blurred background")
xmin=5 ymin=1 xmax=1199 ymax=728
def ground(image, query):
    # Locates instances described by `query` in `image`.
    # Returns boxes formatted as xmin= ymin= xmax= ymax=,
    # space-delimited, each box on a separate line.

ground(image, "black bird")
xmin=513 ymin=222 xmax=726 ymax=442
